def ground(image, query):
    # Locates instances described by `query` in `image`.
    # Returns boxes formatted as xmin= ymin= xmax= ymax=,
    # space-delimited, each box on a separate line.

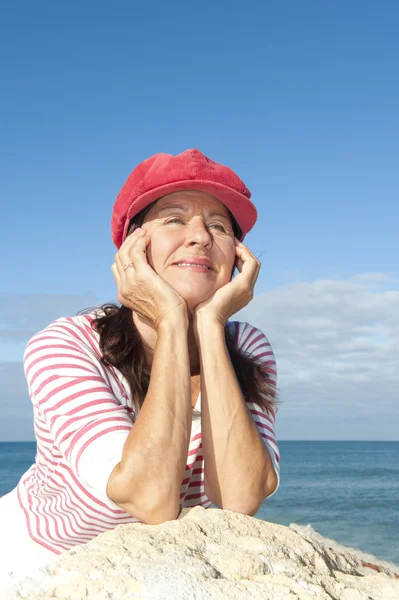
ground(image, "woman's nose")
xmin=184 ymin=219 xmax=212 ymax=247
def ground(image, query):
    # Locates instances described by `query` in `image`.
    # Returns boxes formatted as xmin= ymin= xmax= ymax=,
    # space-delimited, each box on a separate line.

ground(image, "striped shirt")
xmin=17 ymin=312 xmax=279 ymax=554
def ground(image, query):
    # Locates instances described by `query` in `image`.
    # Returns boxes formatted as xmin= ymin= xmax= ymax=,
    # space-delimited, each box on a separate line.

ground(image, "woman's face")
xmin=141 ymin=191 xmax=237 ymax=309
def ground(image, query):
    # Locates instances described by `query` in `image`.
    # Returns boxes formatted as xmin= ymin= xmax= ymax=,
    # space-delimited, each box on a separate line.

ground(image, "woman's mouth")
xmin=172 ymin=257 xmax=215 ymax=272
xmin=173 ymin=262 xmax=213 ymax=272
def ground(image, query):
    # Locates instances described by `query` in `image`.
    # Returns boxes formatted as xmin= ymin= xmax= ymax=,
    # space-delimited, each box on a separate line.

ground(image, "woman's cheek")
xmin=143 ymin=235 xmax=156 ymax=269
xmin=146 ymin=230 xmax=173 ymax=273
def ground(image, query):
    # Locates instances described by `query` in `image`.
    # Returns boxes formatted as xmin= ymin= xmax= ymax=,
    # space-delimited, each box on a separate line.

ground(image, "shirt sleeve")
xmin=24 ymin=317 xmax=133 ymax=505
xmin=231 ymin=320 xmax=280 ymax=498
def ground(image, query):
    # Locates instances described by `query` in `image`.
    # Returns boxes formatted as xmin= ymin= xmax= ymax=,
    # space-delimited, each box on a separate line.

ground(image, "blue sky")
xmin=1 ymin=1 xmax=398 ymax=440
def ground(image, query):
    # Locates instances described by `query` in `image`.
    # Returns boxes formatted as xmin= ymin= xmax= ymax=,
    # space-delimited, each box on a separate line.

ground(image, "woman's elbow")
xmin=211 ymin=472 xmax=279 ymax=516
xmin=220 ymin=498 xmax=263 ymax=516
xmin=112 ymin=495 xmax=181 ymax=525
xmin=207 ymin=489 xmax=265 ymax=516
xmin=140 ymin=505 xmax=181 ymax=525
xmin=107 ymin=465 xmax=180 ymax=524
xmin=263 ymin=469 xmax=279 ymax=499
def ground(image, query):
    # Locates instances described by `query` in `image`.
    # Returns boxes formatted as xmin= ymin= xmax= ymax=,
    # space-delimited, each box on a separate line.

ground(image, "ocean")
xmin=1 ymin=441 xmax=398 ymax=565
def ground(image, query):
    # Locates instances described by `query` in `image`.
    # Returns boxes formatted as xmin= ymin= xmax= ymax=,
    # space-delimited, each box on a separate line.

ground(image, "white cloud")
xmin=1 ymin=281 xmax=398 ymax=441
xmin=236 ymin=274 xmax=399 ymax=441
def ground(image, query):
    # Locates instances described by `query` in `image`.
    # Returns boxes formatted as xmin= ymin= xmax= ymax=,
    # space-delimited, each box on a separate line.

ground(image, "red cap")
xmin=111 ymin=149 xmax=257 ymax=248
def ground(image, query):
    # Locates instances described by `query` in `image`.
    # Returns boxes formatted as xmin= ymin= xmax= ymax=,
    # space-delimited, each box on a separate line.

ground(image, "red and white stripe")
xmin=17 ymin=313 xmax=279 ymax=554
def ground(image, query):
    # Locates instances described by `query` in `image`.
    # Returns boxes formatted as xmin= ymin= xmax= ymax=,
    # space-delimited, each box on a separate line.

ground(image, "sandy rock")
xmin=289 ymin=522 xmax=399 ymax=575
xmin=7 ymin=506 xmax=399 ymax=600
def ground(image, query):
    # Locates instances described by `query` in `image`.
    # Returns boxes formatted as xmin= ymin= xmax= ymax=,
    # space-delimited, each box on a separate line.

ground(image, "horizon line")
xmin=1 ymin=439 xmax=398 ymax=444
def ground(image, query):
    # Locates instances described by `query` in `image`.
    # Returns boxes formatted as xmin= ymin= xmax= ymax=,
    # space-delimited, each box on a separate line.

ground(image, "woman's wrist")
xmin=193 ymin=313 xmax=225 ymax=342
xmin=155 ymin=307 xmax=189 ymax=333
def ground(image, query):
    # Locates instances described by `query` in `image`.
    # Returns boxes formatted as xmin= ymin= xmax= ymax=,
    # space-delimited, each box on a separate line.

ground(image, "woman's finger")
xmin=111 ymin=263 xmax=121 ymax=285
xmin=116 ymin=226 xmax=144 ymax=256
xmin=235 ymin=241 xmax=260 ymax=272
xmin=116 ymin=228 xmax=147 ymax=274
xmin=234 ymin=241 xmax=261 ymax=288
xmin=114 ymin=253 xmax=133 ymax=280
xmin=235 ymin=254 xmax=245 ymax=273
xmin=127 ymin=233 xmax=152 ymax=274
xmin=119 ymin=226 xmax=145 ymax=251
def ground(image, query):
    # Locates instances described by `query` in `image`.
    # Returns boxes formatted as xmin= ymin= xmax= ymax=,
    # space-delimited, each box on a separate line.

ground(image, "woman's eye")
xmin=209 ymin=223 xmax=227 ymax=232
xmin=166 ymin=217 xmax=184 ymax=224
xmin=165 ymin=218 xmax=227 ymax=232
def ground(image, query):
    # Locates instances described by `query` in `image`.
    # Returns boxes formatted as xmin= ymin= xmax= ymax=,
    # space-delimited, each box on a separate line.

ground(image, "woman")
xmin=0 ymin=149 xmax=280 ymax=589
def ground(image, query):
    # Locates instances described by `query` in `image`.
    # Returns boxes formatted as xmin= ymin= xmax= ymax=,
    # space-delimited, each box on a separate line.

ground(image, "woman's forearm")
xmin=195 ymin=318 xmax=277 ymax=514
xmin=107 ymin=315 xmax=192 ymax=524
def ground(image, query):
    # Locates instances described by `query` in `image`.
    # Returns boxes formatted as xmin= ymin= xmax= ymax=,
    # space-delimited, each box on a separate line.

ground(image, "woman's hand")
xmin=112 ymin=228 xmax=188 ymax=329
xmin=193 ymin=239 xmax=260 ymax=327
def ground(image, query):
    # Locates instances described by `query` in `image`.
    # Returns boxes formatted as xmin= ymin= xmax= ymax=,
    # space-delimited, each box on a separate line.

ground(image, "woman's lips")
xmin=172 ymin=257 xmax=215 ymax=272
xmin=173 ymin=262 xmax=214 ymax=273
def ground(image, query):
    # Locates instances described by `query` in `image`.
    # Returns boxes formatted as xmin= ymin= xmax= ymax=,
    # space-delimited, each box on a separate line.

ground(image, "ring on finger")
xmin=122 ymin=262 xmax=134 ymax=272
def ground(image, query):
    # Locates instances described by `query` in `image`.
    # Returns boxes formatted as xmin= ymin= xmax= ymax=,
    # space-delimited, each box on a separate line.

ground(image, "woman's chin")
xmin=172 ymin=289 xmax=211 ymax=311
xmin=183 ymin=294 xmax=210 ymax=311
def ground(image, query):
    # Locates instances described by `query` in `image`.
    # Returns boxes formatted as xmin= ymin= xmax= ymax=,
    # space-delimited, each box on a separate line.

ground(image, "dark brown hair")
xmin=89 ymin=201 xmax=278 ymax=415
